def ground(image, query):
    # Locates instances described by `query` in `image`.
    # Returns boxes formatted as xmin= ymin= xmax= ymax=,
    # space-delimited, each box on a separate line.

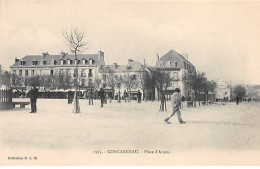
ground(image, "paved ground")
xmin=0 ymin=99 xmax=259 ymax=165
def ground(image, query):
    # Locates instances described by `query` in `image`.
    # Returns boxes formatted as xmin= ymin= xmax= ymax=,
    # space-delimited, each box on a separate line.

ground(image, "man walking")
xmin=88 ymin=89 xmax=94 ymax=105
xmin=236 ymin=96 xmax=240 ymax=105
xmin=68 ymin=89 xmax=73 ymax=104
xmin=99 ymin=88 xmax=106 ymax=107
xmin=164 ymin=88 xmax=186 ymax=124
xmin=123 ymin=90 xmax=128 ymax=102
xmin=28 ymin=86 xmax=39 ymax=113
xmin=137 ymin=90 xmax=142 ymax=103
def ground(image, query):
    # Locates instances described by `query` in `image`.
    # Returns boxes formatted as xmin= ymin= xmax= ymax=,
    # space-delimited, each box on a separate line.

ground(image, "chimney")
xmin=98 ymin=51 xmax=104 ymax=63
xmin=113 ymin=63 xmax=118 ymax=69
xmin=42 ymin=52 xmax=49 ymax=57
xmin=15 ymin=57 xmax=20 ymax=63
xmin=60 ymin=51 xmax=67 ymax=58
xmin=128 ymin=59 xmax=134 ymax=63
xmin=157 ymin=53 xmax=159 ymax=60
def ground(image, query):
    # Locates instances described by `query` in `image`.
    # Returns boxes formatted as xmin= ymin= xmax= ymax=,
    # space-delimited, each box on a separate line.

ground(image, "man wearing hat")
xmin=164 ymin=88 xmax=186 ymax=124
xmin=28 ymin=85 xmax=39 ymax=113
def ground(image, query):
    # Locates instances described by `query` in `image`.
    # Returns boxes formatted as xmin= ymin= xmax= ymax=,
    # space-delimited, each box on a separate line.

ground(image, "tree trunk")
xmin=206 ymin=91 xmax=208 ymax=105
xmin=128 ymin=87 xmax=131 ymax=102
xmin=73 ymin=51 xmax=80 ymax=113
xmin=199 ymin=90 xmax=201 ymax=106
xmin=194 ymin=91 xmax=197 ymax=107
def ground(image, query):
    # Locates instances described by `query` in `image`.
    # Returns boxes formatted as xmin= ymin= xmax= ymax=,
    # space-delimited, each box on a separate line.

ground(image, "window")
xmin=19 ymin=70 xmax=22 ymax=76
xmin=50 ymin=70 xmax=53 ymax=76
xmin=65 ymin=69 xmax=70 ymax=76
xmin=174 ymin=72 xmax=178 ymax=79
xmin=132 ymin=75 xmax=136 ymax=80
xmin=60 ymin=69 xmax=64 ymax=75
xmin=51 ymin=60 xmax=57 ymax=65
xmin=32 ymin=61 xmax=38 ymax=65
xmin=43 ymin=60 xmax=46 ymax=65
xmin=170 ymin=73 xmax=174 ymax=79
xmin=89 ymin=59 xmax=94 ymax=64
xmin=77 ymin=60 xmax=80 ymax=64
xmin=81 ymin=69 xmax=86 ymax=77
xmin=20 ymin=60 xmax=26 ymax=66
xmin=13 ymin=70 xmax=16 ymax=75
xmin=88 ymin=69 xmax=93 ymax=77
xmin=31 ymin=70 xmax=35 ymax=76
xmin=175 ymin=61 xmax=178 ymax=67
xmin=160 ymin=62 xmax=164 ymax=67
xmin=25 ymin=70 xmax=28 ymax=76
xmin=166 ymin=61 xmax=171 ymax=67
xmin=61 ymin=59 xmax=66 ymax=65
xmin=83 ymin=59 xmax=88 ymax=64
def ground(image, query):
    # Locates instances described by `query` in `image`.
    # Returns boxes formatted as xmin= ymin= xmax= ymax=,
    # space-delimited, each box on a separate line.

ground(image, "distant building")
xmin=98 ymin=59 xmax=144 ymax=99
xmin=155 ymin=50 xmax=196 ymax=99
xmin=10 ymin=51 xmax=105 ymax=88
xmin=216 ymin=79 xmax=231 ymax=101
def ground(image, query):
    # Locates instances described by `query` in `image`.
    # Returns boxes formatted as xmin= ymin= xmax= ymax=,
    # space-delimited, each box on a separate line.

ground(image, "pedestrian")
xmin=117 ymin=91 xmax=121 ymax=103
xmin=68 ymin=89 xmax=73 ymax=104
xmin=108 ymin=92 xmax=113 ymax=103
xmin=88 ymin=89 xmax=94 ymax=105
xmin=137 ymin=90 xmax=142 ymax=103
xmin=159 ymin=91 xmax=166 ymax=111
xmin=123 ymin=90 xmax=128 ymax=102
xmin=27 ymin=86 xmax=39 ymax=113
xmin=181 ymin=96 xmax=185 ymax=108
xmin=164 ymin=88 xmax=186 ymax=124
xmin=99 ymin=88 xmax=106 ymax=107
xmin=236 ymin=96 xmax=240 ymax=105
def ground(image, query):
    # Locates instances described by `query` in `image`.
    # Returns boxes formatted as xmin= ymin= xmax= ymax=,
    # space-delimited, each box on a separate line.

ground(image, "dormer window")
xmin=89 ymin=59 xmax=94 ymax=64
xmin=67 ymin=59 xmax=72 ymax=65
xmin=40 ymin=60 xmax=46 ymax=65
xmin=51 ymin=59 xmax=57 ymax=65
xmin=32 ymin=60 xmax=38 ymax=65
xmin=175 ymin=61 xmax=178 ymax=67
xmin=166 ymin=61 xmax=171 ymax=67
xmin=20 ymin=60 xmax=26 ymax=66
xmin=82 ymin=59 xmax=88 ymax=64
xmin=160 ymin=62 xmax=164 ymax=67
xmin=60 ymin=59 xmax=66 ymax=65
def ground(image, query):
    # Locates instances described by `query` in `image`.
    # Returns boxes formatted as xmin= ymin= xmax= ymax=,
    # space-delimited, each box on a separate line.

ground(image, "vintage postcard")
xmin=0 ymin=0 xmax=260 ymax=166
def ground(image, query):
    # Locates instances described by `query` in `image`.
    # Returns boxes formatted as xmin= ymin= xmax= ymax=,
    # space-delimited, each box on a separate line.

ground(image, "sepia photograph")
xmin=0 ymin=0 xmax=260 ymax=166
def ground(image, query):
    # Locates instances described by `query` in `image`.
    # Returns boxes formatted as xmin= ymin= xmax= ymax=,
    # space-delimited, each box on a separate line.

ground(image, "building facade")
xmin=155 ymin=50 xmax=196 ymax=99
xmin=216 ymin=79 xmax=231 ymax=101
xmin=10 ymin=51 xmax=105 ymax=89
xmin=98 ymin=59 xmax=144 ymax=99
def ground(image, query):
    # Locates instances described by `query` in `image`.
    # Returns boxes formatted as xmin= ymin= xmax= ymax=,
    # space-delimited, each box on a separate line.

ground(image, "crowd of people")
xmin=24 ymin=85 xmax=253 ymax=125
xmin=26 ymin=85 xmax=184 ymax=125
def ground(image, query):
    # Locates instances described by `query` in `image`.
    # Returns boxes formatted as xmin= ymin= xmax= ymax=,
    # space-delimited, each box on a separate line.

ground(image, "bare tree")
xmin=63 ymin=28 xmax=87 ymax=113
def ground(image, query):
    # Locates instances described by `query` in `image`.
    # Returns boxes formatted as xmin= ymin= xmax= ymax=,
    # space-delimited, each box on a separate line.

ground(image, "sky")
xmin=1 ymin=0 xmax=260 ymax=85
